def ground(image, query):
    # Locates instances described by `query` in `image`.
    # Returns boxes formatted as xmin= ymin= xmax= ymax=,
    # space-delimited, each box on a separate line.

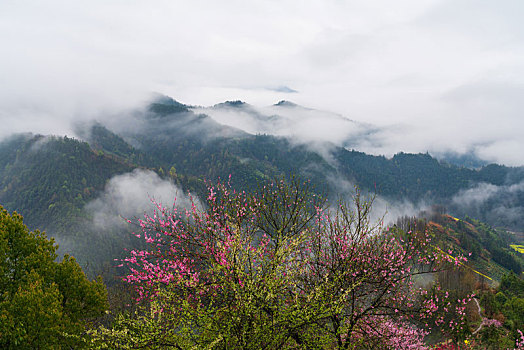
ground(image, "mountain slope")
xmin=0 ymin=134 xmax=135 ymax=233
xmin=1 ymin=95 xmax=524 ymax=273
xmin=76 ymin=96 xmax=524 ymax=232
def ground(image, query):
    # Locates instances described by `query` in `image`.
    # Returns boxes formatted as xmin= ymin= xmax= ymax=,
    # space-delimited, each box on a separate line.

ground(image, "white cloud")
xmin=1 ymin=0 xmax=524 ymax=164
xmin=452 ymin=182 xmax=500 ymax=208
xmin=323 ymin=174 xmax=431 ymax=227
xmin=86 ymin=169 xmax=198 ymax=230
xmin=192 ymin=102 xmax=371 ymax=144
xmin=450 ymin=180 xmax=524 ymax=228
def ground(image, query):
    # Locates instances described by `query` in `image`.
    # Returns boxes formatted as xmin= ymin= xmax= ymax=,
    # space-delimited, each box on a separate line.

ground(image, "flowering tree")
xmin=92 ymin=177 xmax=466 ymax=349
xmin=297 ymin=191 xmax=471 ymax=348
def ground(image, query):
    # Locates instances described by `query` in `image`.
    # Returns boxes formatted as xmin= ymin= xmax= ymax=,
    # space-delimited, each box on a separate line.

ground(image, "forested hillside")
xmin=396 ymin=212 xmax=523 ymax=281
xmin=0 ymin=134 xmax=134 ymax=233
xmin=1 ymin=96 xmax=524 ymax=272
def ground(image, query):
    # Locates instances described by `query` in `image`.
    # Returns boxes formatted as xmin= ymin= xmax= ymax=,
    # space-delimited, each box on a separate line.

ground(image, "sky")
xmin=1 ymin=0 xmax=524 ymax=165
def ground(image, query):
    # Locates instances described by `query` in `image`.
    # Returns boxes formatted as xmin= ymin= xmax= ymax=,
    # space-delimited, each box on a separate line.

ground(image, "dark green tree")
xmin=0 ymin=206 xmax=108 ymax=349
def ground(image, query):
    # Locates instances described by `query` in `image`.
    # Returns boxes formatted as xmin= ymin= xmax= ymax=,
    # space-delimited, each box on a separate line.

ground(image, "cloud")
xmin=191 ymin=100 xmax=376 ymax=160
xmin=451 ymin=182 xmax=500 ymax=208
xmin=323 ymin=174 xmax=431 ymax=227
xmin=450 ymin=179 xmax=524 ymax=228
xmin=85 ymin=169 xmax=198 ymax=230
xmin=372 ymin=196 xmax=432 ymax=227
xmin=265 ymin=86 xmax=298 ymax=93
xmin=1 ymin=0 xmax=524 ymax=165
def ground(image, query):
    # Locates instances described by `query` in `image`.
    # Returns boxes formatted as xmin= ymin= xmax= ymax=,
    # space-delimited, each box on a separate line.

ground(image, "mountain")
xmin=1 ymin=95 xmax=524 ymax=274
xmin=436 ymin=151 xmax=490 ymax=169
xmin=0 ymin=134 xmax=134 ymax=233
xmin=191 ymin=98 xmax=378 ymax=147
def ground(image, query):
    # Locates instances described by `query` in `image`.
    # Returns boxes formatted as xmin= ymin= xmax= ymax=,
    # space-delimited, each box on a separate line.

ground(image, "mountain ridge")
xmin=1 ymin=95 xmax=524 ymax=272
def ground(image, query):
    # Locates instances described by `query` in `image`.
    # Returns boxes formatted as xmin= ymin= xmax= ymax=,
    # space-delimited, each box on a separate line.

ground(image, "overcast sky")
xmin=1 ymin=0 xmax=524 ymax=165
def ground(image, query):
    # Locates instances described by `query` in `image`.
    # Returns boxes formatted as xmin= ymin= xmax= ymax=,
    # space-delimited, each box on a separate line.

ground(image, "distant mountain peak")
xmin=218 ymin=100 xmax=247 ymax=108
xmin=149 ymin=93 xmax=187 ymax=107
xmin=270 ymin=86 xmax=298 ymax=93
xmin=274 ymin=100 xmax=297 ymax=107
xmin=147 ymin=95 xmax=189 ymax=116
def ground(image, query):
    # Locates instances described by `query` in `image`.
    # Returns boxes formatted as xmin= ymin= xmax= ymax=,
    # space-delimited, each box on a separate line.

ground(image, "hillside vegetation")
xmin=1 ymin=96 xmax=524 ymax=274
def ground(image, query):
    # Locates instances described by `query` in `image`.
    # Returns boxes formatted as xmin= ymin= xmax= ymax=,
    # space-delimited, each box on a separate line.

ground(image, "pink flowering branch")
xmin=115 ymin=178 xmax=472 ymax=348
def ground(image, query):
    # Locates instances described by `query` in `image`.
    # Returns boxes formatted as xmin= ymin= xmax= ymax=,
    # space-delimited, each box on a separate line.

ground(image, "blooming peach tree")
xmin=91 ymin=177 xmax=468 ymax=349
